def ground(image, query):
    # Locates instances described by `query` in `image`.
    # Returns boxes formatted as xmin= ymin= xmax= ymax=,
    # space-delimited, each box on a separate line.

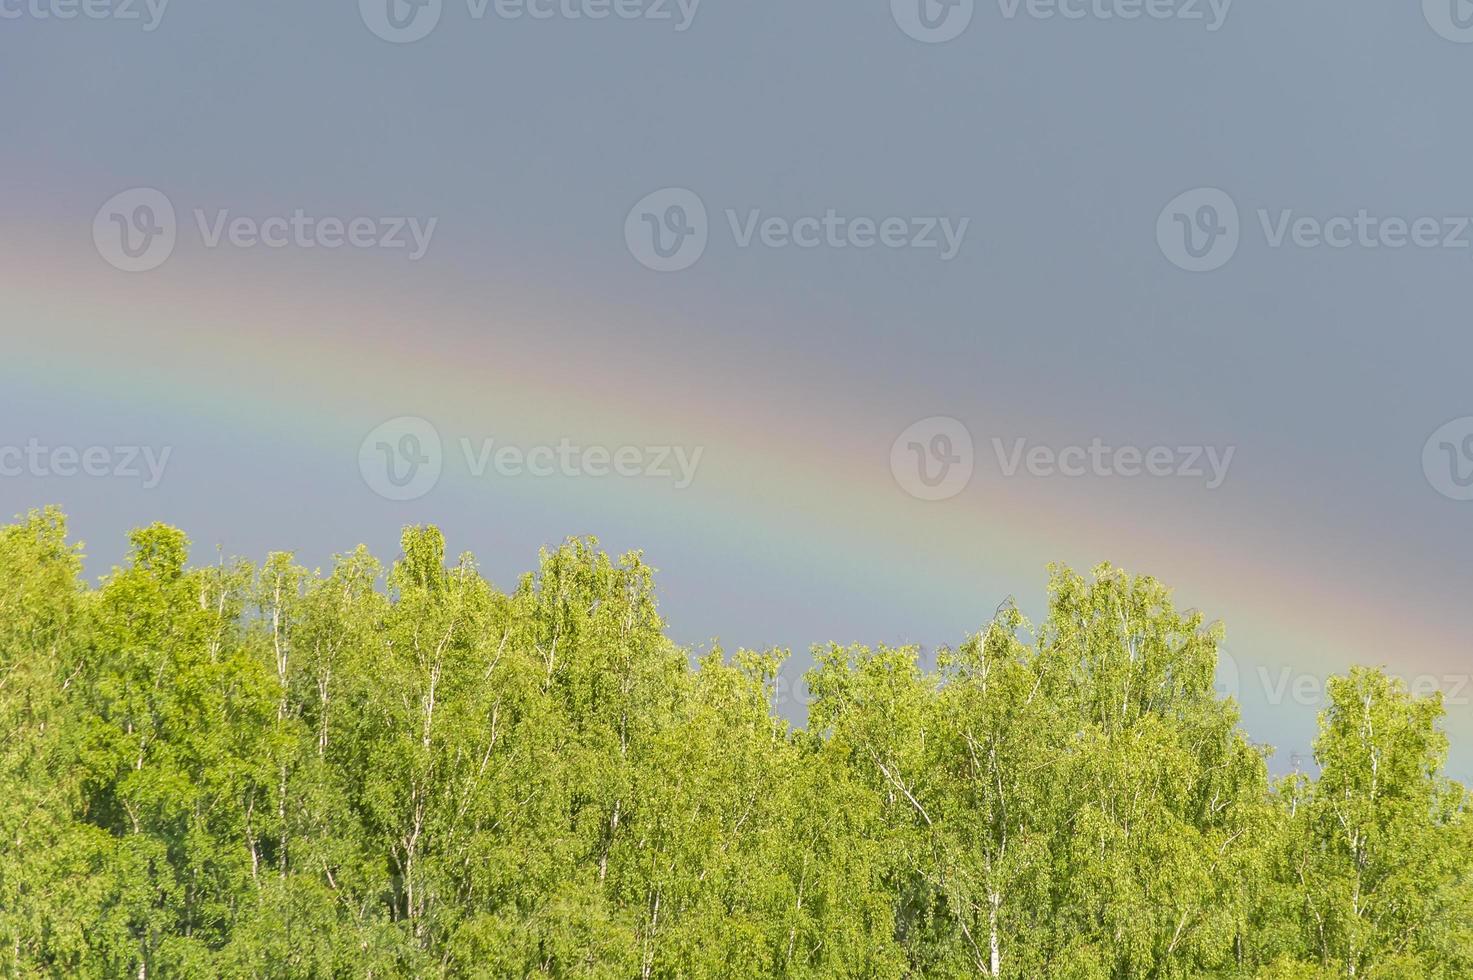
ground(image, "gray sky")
xmin=4 ymin=0 xmax=1473 ymax=775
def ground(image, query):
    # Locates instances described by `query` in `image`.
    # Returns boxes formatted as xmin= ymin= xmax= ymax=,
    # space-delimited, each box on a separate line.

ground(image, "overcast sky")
xmin=5 ymin=0 xmax=1473 ymax=774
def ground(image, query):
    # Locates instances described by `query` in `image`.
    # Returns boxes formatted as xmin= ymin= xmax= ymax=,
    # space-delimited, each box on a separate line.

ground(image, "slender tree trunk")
xmin=989 ymin=889 xmax=1001 ymax=976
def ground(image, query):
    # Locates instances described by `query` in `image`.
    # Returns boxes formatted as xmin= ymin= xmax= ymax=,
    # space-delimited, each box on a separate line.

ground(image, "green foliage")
xmin=0 ymin=513 xmax=1467 ymax=978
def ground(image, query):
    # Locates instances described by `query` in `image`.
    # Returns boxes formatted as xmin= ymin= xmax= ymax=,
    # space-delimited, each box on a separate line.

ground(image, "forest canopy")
xmin=1 ymin=507 xmax=1468 ymax=978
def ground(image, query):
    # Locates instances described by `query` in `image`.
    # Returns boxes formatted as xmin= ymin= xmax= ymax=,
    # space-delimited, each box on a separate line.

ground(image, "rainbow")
xmin=5 ymin=231 xmax=1468 ymax=774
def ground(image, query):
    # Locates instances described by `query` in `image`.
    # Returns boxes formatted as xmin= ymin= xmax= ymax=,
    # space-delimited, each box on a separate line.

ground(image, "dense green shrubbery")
xmin=1 ymin=507 xmax=1468 ymax=978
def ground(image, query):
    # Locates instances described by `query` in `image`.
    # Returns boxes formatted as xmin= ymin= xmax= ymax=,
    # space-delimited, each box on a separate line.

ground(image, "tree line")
xmin=1 ymin=507 xmax=1468 ymax=977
